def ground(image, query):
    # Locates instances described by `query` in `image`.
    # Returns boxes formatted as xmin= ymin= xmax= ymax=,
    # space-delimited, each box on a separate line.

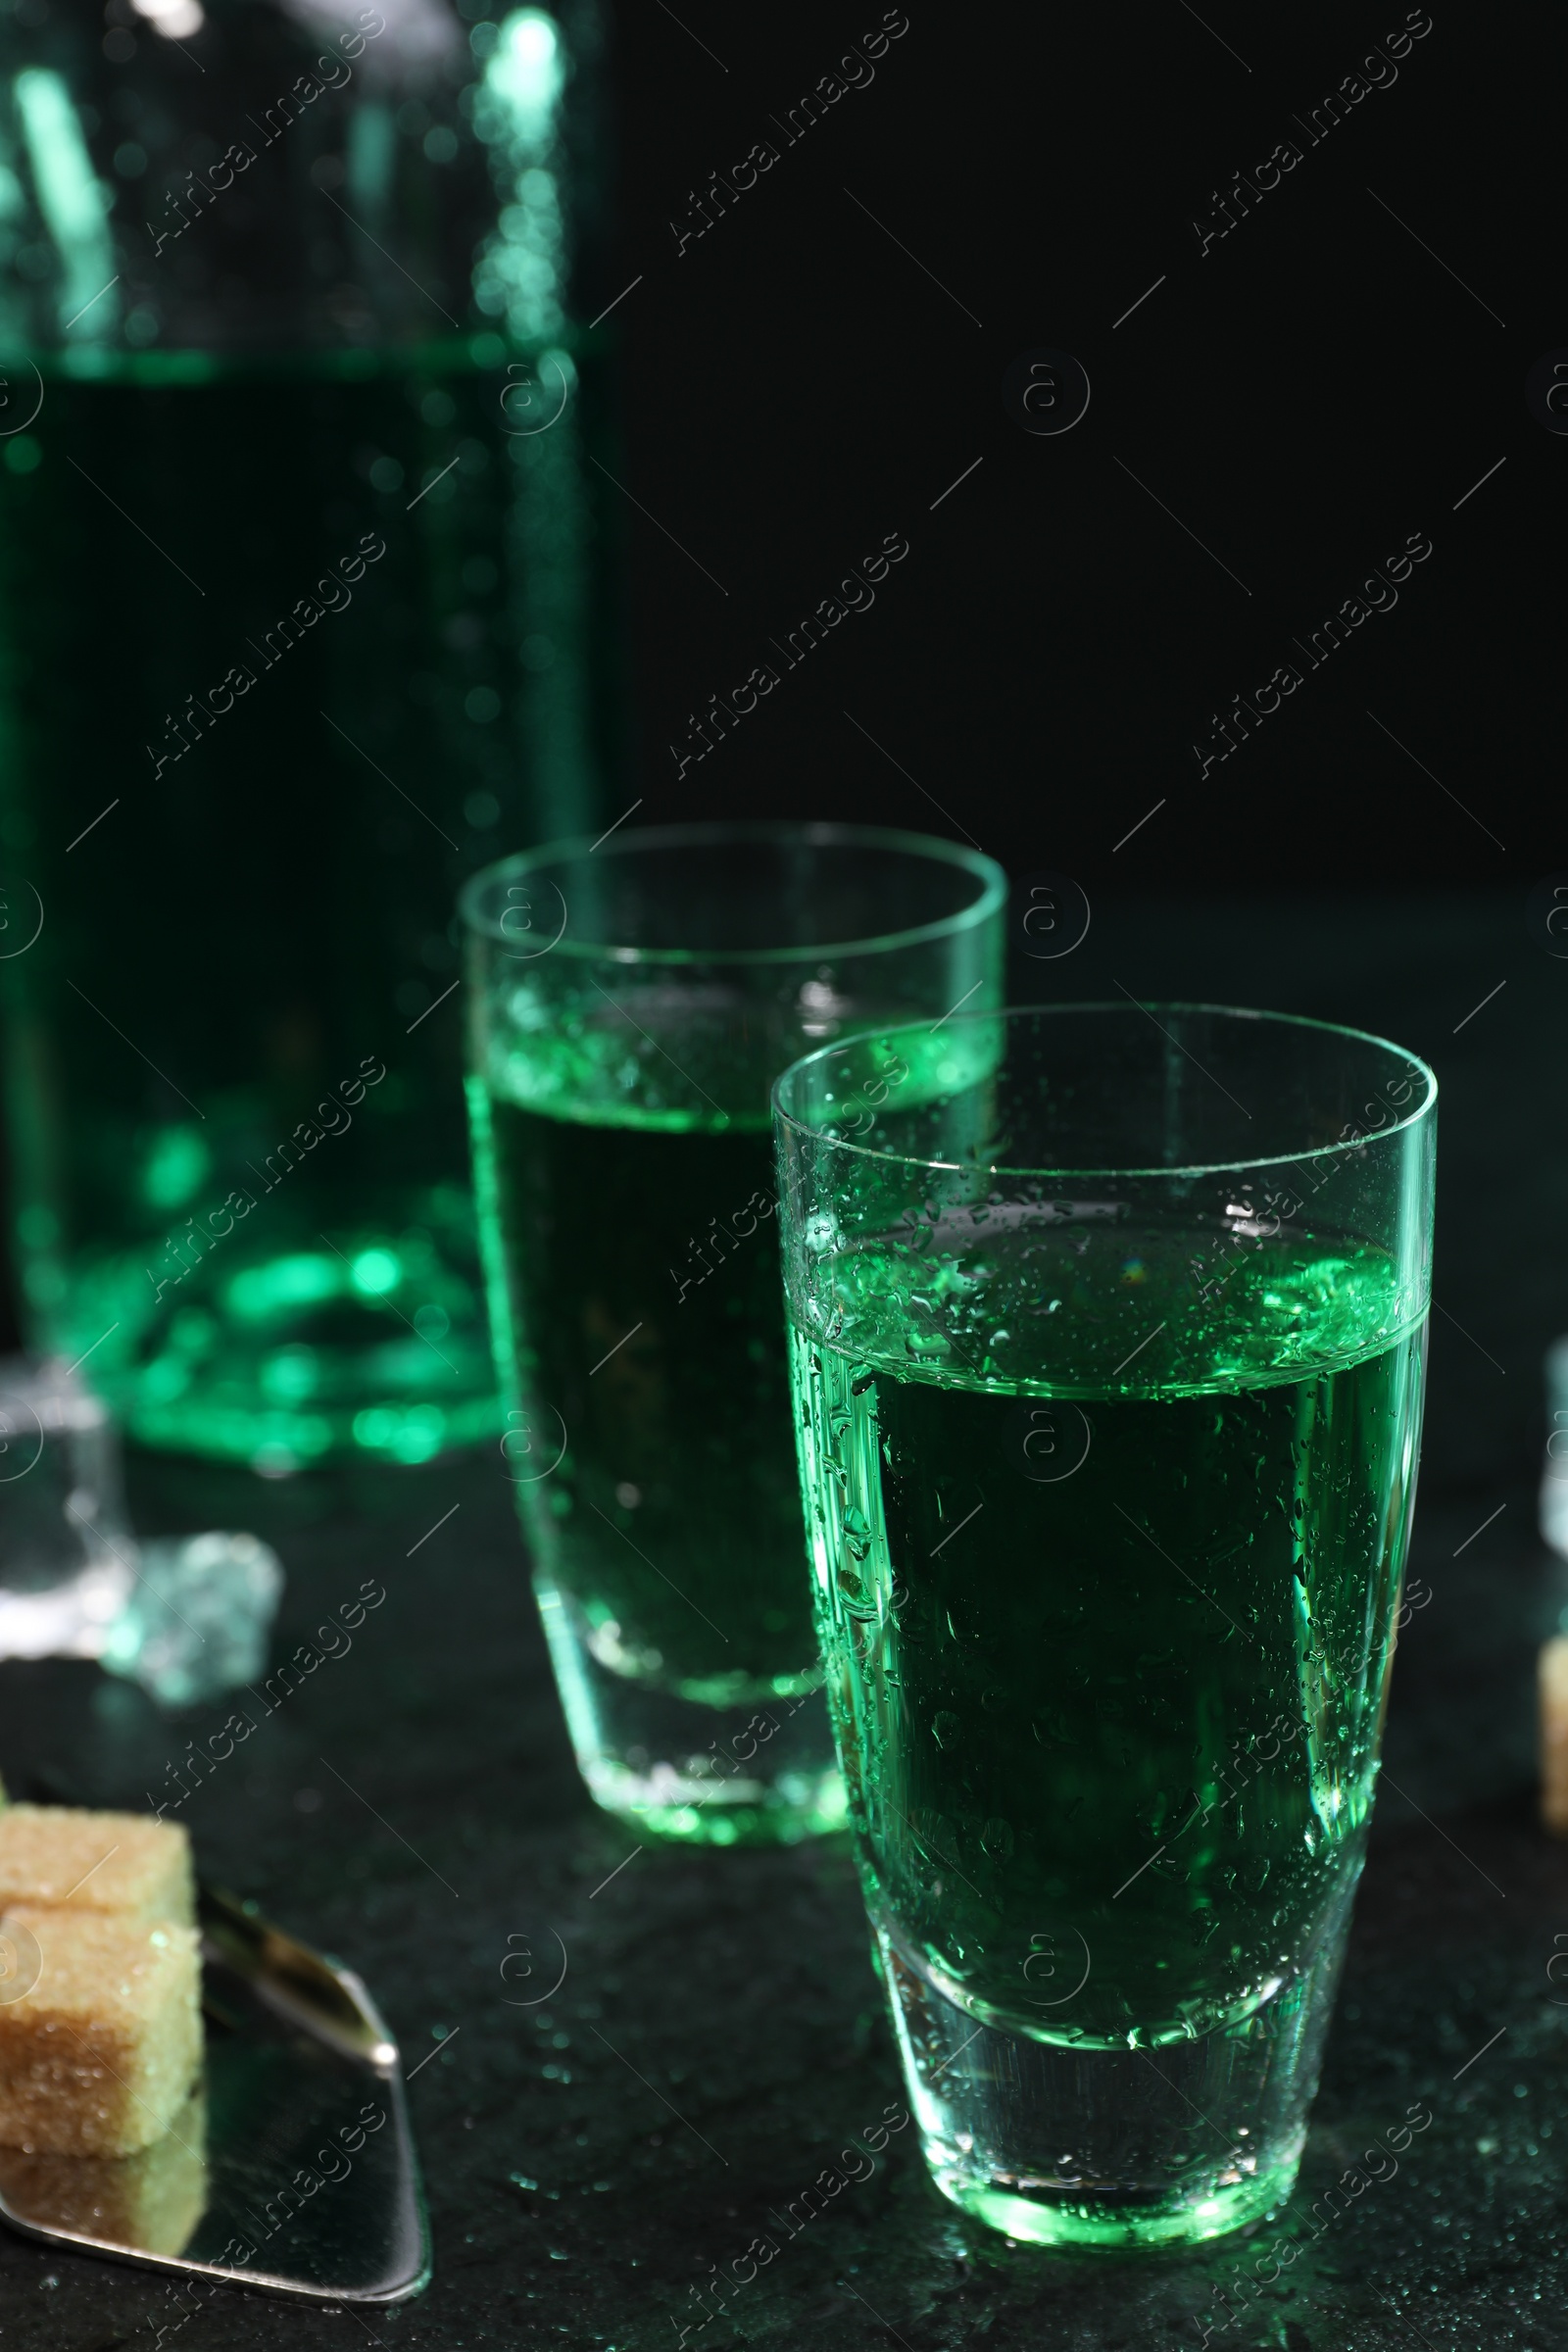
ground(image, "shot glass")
xmin=773 ymin=1004 xmax=1436 ymax=2244
xmin=461 ymin=822 xmax=1005 ymax=1842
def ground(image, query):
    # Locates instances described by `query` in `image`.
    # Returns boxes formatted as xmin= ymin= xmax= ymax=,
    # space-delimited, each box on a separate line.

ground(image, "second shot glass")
xmin=462 ymin=822 xmax=1004 ymax=1843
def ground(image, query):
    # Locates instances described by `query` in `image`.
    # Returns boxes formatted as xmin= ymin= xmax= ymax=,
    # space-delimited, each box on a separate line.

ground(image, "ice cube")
xmin=100 ymin=1533 xmax=284 ymax=1709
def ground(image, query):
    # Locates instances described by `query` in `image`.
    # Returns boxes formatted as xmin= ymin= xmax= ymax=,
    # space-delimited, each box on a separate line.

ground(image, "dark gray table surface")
xmin=2 ymin=891 xmax=1566 ymax=2351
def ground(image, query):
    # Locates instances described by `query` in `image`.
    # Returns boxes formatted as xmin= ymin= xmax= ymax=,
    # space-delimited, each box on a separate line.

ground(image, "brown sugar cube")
xmin=0 ymin=2082 xmax=207 ymax=2254
xmin=1542 ymin=1637 xmax=1568 ymax=1835
xmin=0 ymin=1905 xmax=202 ymax=2156
xmin=0 ymin=1807 xmax=194 ymax=1926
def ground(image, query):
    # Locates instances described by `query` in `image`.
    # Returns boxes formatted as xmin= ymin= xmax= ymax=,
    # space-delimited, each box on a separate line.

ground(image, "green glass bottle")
xmin=0 ymin=0 xmax=623 ymax=1469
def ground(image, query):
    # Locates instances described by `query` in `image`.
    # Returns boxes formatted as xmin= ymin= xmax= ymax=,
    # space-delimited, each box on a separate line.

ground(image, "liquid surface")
xmin=791 ymin=1220 xmax=1426 ymax=2046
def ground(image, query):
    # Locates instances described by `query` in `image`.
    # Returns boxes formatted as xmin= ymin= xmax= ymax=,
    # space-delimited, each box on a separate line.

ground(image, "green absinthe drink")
xmin=774 ymin=1005 xmax=1436 ymax=2246
xmin=0 ymin=0 xmax=621 ymax=1468
xmin=462 ymin=825 xmax=1005 ymax=1844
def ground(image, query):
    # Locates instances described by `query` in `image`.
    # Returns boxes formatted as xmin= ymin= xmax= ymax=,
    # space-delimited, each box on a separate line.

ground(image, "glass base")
xmin=879 ymin=1911 xmax=1343 ymax=2249
xmin=536 ymin=1576 xmax=846 ymax=1845
xmin=45 ymin=1186 xmax=501 ymax=1470
xmin=929 ymin=2150 xmax=1296 ymax=2249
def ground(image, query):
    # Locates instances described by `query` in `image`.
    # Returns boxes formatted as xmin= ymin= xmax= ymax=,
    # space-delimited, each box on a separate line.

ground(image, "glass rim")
xmin=770 ymin=1001 xmax=1439 ymax=1182
xmin=458 ymin=819 xmax=1007 ymax=965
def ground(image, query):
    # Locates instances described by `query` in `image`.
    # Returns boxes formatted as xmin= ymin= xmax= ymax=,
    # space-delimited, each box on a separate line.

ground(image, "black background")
xmin=602 ymin=0 xmax=1548 ymax=895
